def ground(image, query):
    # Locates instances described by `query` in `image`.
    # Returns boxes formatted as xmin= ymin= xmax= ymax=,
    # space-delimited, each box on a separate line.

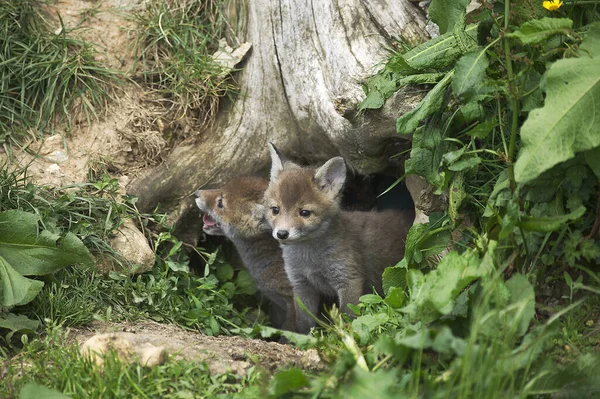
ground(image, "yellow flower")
xmin=543 ymin=0 xmax=563 ymax=11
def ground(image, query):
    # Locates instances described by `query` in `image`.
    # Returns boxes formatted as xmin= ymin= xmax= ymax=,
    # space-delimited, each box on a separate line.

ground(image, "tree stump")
xmin=128 ymin=0 xmax=429 ymax=216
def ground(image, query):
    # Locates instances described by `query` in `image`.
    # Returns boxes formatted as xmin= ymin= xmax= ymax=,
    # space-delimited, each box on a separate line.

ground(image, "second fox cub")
xmin=194 ymin=176 xmax=296 ymax=331
xmin=264 ymin=144 xmax=414 ymax=333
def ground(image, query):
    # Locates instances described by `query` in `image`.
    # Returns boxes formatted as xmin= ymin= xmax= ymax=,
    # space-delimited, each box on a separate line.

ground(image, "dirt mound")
xmin=71 ymin=321 xmax=323 ymax=376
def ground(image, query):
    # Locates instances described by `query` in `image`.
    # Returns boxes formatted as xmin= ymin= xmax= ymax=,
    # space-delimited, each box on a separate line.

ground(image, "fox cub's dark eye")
xmin=299 ymin=210 xmax=311 ymax=217
xmin=272 ymin=206 xmax=280 ymax=215
xmin=217 ymin=198 xmax=224 ymax=209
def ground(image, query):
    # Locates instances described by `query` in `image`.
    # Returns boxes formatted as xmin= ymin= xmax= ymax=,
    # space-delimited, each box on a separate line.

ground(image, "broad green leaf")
xmin=429 ymin=0 xmax=470 ymax=34
xmin=584 ymin=146 xmax=600 ymax=178
xmin=384 ymin=287 xmax=406 ymax=309
xmin=360 ymin=90 xmax=385 ymax=110
xmin=269 ymin=368 xmax=310 ymax=398
xmin=395 ymin=72 xmax=447 ymax=87
xmin=382 ymin=262 xmax=407 ymax=294
xmin=234 ymin=269 xmax=257 ymax=295
xmin=0 ymin=210 xmax=93 ymax=276
xmin=449 ymin=172 xmax=467 ymax=223
xmin=453 ymin=49 xmax=489 ymax=101
xmin=215 ymin=263 xmax=234 ymax=281
xmin=18 ymin=383 xmax=70 ymax=399
xmin=506 ymin=274 xmax=535 ymax=336
xmin=400 ymin=24 xmax=478 ymax=72
xmin=580 ymin=22 xmax=600 ymax=58
xmin=404 ymin=224 xmax=428 ymax=265
xmin=397 ymin=72 xmax=453 ymax=134
xmin=352 ymin=313 xmax=389 ymax=344
xmin=520 ymin=205 xmax=586 ymax=232
xmin=341 ymin=369 xmax=397 ymax=399
xmin=431 ymin=326 xmax=467 ymax=355
xmin=0 ymin=312 xmax=39 ymax=332
xmin=515 ymin=56 xmax=600 ymax=184
xmin=0 ymin=255 xmax=44 ymax=308
xmin=448 ymin=156 xmax=481 ymax=171
xmin=466 ymin=119 xmax=495 ymax=138
xmin=520 ymin=70 xmax=544 ymax=112
xmin=405 ymin=124 xmax=449 ymax=190
xmin=402 ymin=250 xmax=489 ymax=323
xmin=359 ymin=294 xmax=383 ymax=304
xmin=508 ymin=18 xmax=573 ymax=44
xmin=249 ymin=325 xmax=317 ymax=348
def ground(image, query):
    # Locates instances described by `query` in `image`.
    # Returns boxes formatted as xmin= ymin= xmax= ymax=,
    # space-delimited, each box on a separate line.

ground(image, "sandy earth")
xmin=71 ymin=321 xmax=323 ymax=375
xmin=2 ymin=0 xmax=166 ymax=189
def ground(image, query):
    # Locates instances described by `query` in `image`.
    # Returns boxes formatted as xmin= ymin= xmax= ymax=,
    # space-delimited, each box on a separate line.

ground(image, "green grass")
xmin=0 ymin=325 xmax=260 ymax=398
xmin=0 ymin=0 xmax=121 ymax=141
xmin=132 ymin=0 xmax=236 ymax=129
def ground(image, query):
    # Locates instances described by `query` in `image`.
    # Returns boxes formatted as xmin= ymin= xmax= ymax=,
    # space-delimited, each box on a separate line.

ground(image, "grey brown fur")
xmin=195 ymin=176 xmax=296 ymax=331
xmin=264 ymin=144 xmax=414 ymax=333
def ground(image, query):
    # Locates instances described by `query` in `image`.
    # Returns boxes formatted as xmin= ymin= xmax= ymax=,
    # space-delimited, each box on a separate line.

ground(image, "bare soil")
xmin=71 ymin=321 xmax=323 ymax=375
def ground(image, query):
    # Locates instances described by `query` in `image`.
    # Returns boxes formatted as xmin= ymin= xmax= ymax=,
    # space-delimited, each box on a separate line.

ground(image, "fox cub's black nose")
xmin=277 ymin=230 xmax=289 ymax=239
xmin=194 ymin=190 xmax=201 ymax=198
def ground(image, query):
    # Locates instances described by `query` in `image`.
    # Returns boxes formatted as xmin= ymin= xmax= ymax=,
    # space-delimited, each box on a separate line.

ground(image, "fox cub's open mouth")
xmin=202 ymin=213 xmax=221 ymax=232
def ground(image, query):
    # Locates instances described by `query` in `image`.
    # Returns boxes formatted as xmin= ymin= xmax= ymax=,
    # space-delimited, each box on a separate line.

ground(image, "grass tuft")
xmin=0 ymin=0 xmax=122 ymax=141
xmin=132 ymin=0 xmax=236 ymax=129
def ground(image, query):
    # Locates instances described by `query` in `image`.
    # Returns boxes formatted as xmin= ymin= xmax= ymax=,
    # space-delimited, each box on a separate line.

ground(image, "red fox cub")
xmin=264 ymin=144 xmax=414 ymax=333
xmin=195 ymin=176 xmax=296 ymax=332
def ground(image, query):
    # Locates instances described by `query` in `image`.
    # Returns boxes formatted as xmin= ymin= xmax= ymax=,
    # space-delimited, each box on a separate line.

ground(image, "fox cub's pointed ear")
xmin=314 ymin=157 xmax=346 ymax=196
xmin=268 ymin=142 xmax=295 ymax=182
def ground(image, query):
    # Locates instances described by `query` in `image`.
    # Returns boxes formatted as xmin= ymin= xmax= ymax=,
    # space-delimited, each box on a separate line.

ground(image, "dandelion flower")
xmin=543 ymin=0 xmax=563 ymax=11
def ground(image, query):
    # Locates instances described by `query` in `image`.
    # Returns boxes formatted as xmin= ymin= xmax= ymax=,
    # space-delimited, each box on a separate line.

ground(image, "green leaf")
xmin=580 ymin=22 xmax=600 ymax=58
xmin=515 ymin=56 xmax=600 ymax=184
xmin=383 ymin=287 xmax=406 ymax=309
xmin=584 ymin=146 xmax=600 ymax=179
xmin=431 ymin=326 xmax=467 ymax=355
xmin=360 ymin=90 xmax=385 ymax=110
xmin=249 ymin=325 xmax=317 ymax=348
xmin=466 ymin=119 xmax=495 ymax=138
xmin=508 ymin=18 xmax=573 ymax=44
xmin=352 ymin=313 xmax=389 ymax=344
xmin=400 ymin=24 xmax=479 ymax=72
xmin=0 ymin=210 xmax=93 ymax=276
xmin=505 ymin=274 xmax=535 ymax=336
xmin=0 ymin=255 xmax=44 ymax=308
xmin=0 ymin=313 xmax=39 ymax=332
xmin=234 ymin=269 xmax=257 ymax=295
xmin=449 ymin=172 xmax=467 ymax=223
xmin=215 ymin=263 xmax=234 ymax=281
xmin=402 ymin=250 xmax=489 ymax=323
xmin=519 ymin=205 xmax=586 ymax=232
xmin=429 ymin=0 xmax=470 ymax=34
xmin=405 ymin=124 xmax=449 ymax=190
xmin=452 ymin=49 xmax=489 ymax=101
xmin=269 ymin=368 xmax=310 ymax=397
xmin=341 ymin=369 xmax=397 ymax=399
xmin=18 ymin=383 xmax=70 ymax=399
xmin=359 ymin=294 xmax=383 ymax=304
xmin=382 ymin=262 xmax=407 ymax=295
xmin=449 ymin=156 xmax=481 ymax=171
xmin=397 ymin=72 xmax=453 ymax=134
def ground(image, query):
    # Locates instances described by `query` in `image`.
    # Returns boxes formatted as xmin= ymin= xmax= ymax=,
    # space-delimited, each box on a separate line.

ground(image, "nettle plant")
xmin=360 ymin=0 xmax=600 ymax=283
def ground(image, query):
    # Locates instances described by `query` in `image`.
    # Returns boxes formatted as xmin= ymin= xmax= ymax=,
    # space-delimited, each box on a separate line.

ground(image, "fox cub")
xmin=264 ymin=144 xmax=414 ymax=333
xmin=195 ymin=176 xmax=296 ymax=332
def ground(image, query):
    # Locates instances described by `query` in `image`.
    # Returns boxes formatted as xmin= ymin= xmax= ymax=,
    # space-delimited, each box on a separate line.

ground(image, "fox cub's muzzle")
xmin=276 ymin=230 xmax=289 ymax=239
